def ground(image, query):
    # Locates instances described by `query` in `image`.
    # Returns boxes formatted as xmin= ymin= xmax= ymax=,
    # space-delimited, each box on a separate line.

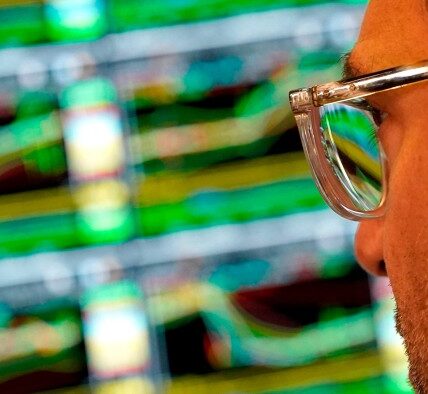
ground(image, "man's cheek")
xmin=383 ymin=127 xmax=428 ymax=299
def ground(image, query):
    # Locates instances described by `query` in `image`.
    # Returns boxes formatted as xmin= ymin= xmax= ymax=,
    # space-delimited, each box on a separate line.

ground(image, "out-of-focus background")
xmin=0 ymin=0 xmax=412 ymax=393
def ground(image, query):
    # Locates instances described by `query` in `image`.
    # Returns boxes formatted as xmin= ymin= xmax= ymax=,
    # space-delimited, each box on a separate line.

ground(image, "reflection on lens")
xmin=319 ymin=101 xmax=383 ymax=211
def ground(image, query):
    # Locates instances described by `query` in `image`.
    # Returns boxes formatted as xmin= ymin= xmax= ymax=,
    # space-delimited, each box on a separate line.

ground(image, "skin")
xmin=351 ymin=0 xmax=428 ymax=391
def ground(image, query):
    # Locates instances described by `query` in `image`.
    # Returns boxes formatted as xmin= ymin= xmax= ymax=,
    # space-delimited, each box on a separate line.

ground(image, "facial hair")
xmin=395 ymin=307 xmax=428 ymax=393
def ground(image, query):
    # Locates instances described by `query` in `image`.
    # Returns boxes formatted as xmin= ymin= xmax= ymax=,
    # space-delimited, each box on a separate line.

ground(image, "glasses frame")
xmin=289 ymin=60 xmax=428 ymax=220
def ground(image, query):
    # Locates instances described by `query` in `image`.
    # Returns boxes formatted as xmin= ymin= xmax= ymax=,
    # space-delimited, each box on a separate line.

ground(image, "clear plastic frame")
xmin=289 ymin=60 xmax=428 ymax=220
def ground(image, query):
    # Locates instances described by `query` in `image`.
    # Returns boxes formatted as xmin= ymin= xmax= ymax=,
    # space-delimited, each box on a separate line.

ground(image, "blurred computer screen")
xmin=0 ymin=1 xmax=411 ymax=393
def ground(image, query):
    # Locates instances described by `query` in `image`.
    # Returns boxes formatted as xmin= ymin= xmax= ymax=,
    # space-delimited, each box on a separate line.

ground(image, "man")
xmin=290 ymin=0 xmax=428 ymax=391
xmin=353 ymin=1 xmax=428 ymax=391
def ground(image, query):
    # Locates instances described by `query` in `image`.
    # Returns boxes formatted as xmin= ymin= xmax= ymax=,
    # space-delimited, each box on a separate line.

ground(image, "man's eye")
xmin=371 ymin=107 xmax=388 ymax=127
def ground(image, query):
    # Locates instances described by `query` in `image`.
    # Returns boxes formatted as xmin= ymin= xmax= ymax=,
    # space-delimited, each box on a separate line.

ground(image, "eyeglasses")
xmin=289 ymin=60 xmax=428 ymax=221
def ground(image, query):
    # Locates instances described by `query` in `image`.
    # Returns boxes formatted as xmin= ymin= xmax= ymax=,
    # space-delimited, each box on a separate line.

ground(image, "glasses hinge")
xmin=289 ymin=88 xmax=313 ymax=113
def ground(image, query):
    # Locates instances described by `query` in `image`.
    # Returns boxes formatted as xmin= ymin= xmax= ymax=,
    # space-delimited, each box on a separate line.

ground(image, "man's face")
xmin=352 ymin=0 xmax=428 ymax=391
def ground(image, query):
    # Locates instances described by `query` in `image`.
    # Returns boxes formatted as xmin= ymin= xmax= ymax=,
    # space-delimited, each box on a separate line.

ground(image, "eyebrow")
xmin=341 ymin=52 xmax=361 ymax=80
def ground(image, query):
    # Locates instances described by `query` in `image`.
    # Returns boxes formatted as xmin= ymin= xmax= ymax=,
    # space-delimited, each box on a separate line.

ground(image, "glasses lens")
xmin=319 ymin=101 xmax=383 ymax=211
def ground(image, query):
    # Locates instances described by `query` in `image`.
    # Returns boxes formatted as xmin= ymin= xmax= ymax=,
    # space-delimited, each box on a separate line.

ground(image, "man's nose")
xmin=354 ymin=219 xmax=387 ymax=276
